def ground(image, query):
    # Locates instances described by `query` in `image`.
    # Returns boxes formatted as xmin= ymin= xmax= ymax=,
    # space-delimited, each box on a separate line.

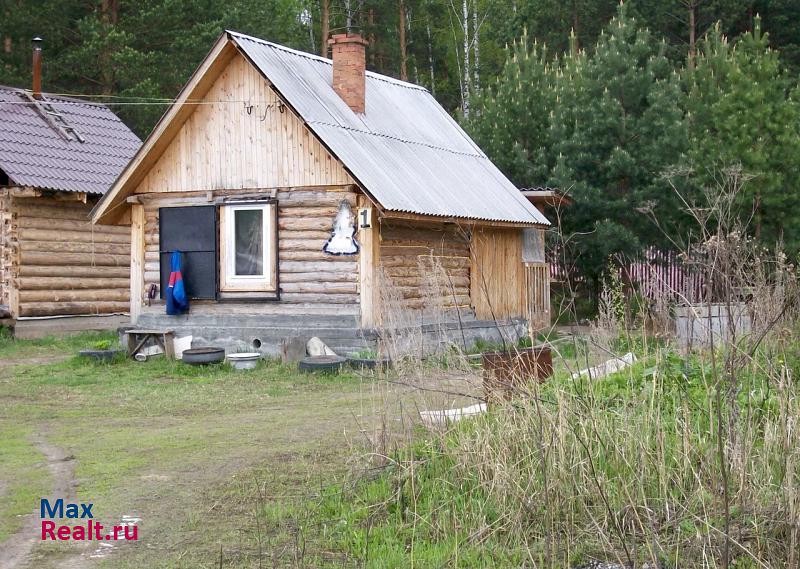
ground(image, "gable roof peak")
xmin=226 ymin=30 xmax=429 ymax=92
xmin=93 ymin=31 xmax=548 ymax=226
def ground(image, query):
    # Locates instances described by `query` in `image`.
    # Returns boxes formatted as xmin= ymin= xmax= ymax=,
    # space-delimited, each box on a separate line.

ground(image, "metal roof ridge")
xmin=0 ymin=84 xmax=112 ymax=108
xmin=380 ymin=206 xmax=544 ymax=224
xmin=307 ymin=119 xmax=488 ymax=158
xmin=227 ymin=30 xmax=430 ymax=92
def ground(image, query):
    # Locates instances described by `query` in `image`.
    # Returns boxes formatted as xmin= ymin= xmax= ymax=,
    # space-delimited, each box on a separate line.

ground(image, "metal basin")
xmin=226 ymin=352 xmax=261 ymax=370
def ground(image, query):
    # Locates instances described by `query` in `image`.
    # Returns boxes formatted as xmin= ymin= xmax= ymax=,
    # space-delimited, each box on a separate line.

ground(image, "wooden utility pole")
xmin=399 ymin=0 xmax=408 ymax=80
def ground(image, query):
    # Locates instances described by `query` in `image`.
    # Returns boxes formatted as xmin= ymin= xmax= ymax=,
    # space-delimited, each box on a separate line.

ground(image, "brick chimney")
xmin=32 ymin=36 xmax=42 ymax=99
xmin=328 ymin=33 xmax=368 ymax=114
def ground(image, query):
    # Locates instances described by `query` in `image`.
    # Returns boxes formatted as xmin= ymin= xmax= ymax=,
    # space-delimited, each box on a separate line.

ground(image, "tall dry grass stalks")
xmin=350 ymin=168 xmax=800 ymax=567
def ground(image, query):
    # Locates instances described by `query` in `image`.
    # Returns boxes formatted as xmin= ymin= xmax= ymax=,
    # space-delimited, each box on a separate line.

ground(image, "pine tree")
xmin=686 ymin=16 xmax=800 ymax=251
xmin=464 ymin=29 xmax=554 ymax=186
xmin=549 ymin=3 xmax=688 ymax=289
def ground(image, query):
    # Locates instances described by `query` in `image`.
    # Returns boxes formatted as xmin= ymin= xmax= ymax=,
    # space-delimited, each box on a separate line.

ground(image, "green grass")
xmin=0 ymin=332 xmax=382 ymax=568
xmin=312 ymin=443 xmax=530 ymax=568
xmin=0 ymin=425 xmax=51 ymax=541
xmin=0 ymin=328 xmax=115 ymax=360
xmin=9 ymin=327 xmax=796 ymax=567
xmin=298 ymin=341 xmax=800 ymax=568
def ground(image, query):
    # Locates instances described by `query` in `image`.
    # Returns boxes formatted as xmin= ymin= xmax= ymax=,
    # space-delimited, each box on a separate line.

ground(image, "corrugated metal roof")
xmin=231 ymin=32 xmax=549 ymax=226
xmin=0 ymin=86 xmax=141 ymax=194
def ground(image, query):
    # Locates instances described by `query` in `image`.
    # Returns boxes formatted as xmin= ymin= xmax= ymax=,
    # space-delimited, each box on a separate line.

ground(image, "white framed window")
xmin=219 ymin=203 xmax=276 ymax=292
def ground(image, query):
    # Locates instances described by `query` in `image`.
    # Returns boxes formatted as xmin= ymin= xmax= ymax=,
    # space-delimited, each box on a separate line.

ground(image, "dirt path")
xmin=0 ymin=435 xmax=88 ymax=569
xmin=0 ymin=355 xmax=70 ymax=368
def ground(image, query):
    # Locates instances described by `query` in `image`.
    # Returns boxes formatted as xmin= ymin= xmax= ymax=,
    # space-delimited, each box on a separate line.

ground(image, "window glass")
xmin=220 ymin=203 xmax=274 ymax=293
xmin=234 ymin=209 xmax=264 ymax=276
xmin=522 ymin=228 xmax=545 ymax=263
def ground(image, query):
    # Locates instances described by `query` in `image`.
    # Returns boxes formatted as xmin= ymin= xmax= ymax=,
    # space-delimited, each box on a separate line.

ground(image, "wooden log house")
xmin=91 ymin=31 xmax=551 ymax=354
xmin=0 ymin=45 xmax=140 ymax=336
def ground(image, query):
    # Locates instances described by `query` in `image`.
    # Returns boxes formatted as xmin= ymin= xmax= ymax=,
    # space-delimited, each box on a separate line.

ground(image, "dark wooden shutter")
xmin=159 ymin=206 xmax=217 ymax=299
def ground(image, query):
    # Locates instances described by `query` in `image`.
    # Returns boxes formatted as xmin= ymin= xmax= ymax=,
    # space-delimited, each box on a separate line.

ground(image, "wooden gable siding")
xmin=1 ymin=192 xmax=130 ymax=318
xmin=134 ymin=53 xmax=353 ymax=195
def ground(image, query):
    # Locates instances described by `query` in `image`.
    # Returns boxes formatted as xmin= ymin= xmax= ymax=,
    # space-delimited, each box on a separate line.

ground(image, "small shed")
xmin=91 ymin=31 xmax=551 ymax=354
xmin=0 ymin=53 xmax=140 ymax=335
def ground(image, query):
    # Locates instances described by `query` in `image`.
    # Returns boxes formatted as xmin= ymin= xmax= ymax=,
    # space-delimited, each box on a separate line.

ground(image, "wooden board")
xmin=130 ymin=204 xmax=145 ymax=323
xmin=133 ymin=53 xmax=353 ymax=196
xmin=471 ymin=227 xmax=526 ymax=320
xmin=358 ymin=202 xmax=380 ymax=327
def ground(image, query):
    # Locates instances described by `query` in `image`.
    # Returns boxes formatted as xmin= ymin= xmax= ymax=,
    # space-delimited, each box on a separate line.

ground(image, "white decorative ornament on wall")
xmin=323 ymin=200 xmax=359 ymax=255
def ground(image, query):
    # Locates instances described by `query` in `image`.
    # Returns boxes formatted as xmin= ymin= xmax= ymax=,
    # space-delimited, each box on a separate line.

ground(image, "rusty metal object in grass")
xmin=482 ymin=344 xmax=552 ymax=401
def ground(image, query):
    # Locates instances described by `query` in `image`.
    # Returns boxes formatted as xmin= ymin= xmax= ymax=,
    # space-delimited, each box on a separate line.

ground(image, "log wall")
xmin=379 ymin=221 xmax=471 ymax=310
xmin=8 ymin=195 xmax=130 ymax=318
xmin=137 ymin=186 xmax=360 ymax=318
xmin=0 ymin=189 xmax=14 ymax=313
xmin=135 ymin=53 xmax=353 ymax=195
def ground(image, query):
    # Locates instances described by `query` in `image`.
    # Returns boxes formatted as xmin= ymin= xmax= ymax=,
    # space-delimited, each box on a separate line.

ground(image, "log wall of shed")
xmin=5 ymin=194 xmax=130 ymax=318
xmin=379 ymin=221 xmax=471 ymax=310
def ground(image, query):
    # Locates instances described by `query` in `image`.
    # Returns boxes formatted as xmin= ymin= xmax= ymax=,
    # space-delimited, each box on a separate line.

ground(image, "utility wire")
xmin=0 ymin=99 xmax=274 ymax=107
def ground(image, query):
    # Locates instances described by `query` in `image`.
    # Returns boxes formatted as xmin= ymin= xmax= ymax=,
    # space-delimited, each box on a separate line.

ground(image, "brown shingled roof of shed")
xmin=0 ymin=86 xmax=141 ymax=194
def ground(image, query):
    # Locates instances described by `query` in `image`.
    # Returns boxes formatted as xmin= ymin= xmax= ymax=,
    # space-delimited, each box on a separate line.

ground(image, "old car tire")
xmin=182 ymin=347 xmax=225 ymax=365
xmin=298 ymin=355 xmax=347 ymax=373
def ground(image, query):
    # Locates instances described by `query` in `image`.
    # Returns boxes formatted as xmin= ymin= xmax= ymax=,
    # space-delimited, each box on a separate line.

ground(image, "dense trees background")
xmin=2 ymin=0 xmax=799 ymax=287
xmin=465 ymin=4 xmax=800 ymax=292
xmin=2 ymin=0 xmax=799 ymax=133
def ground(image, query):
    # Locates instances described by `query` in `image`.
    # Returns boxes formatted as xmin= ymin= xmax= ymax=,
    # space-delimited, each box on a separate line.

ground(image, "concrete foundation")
xmin=8 ymin=314 xmax=130 ymax=339
xmin=134 ymin=311 xmax=529 ymax=357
